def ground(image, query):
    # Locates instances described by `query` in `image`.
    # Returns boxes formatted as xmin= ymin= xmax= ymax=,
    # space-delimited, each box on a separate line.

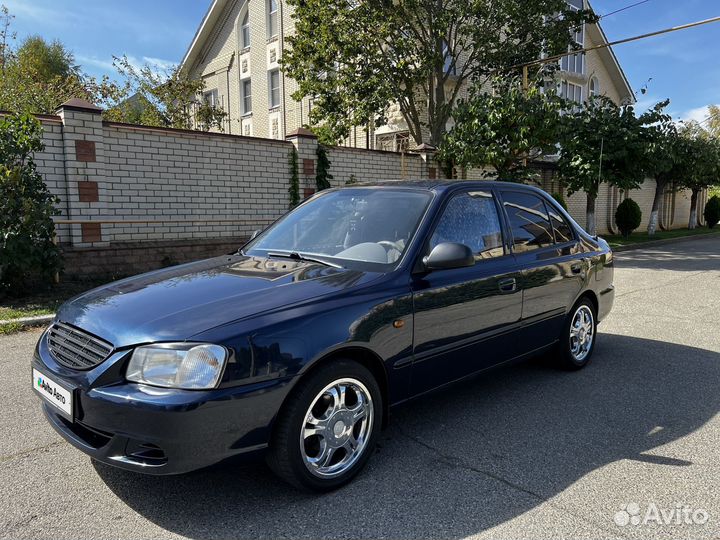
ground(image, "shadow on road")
xmin=94 ymin=334 xmax=720 ymax=539
xmin=615 ymin=237 xmax=720 ymax=272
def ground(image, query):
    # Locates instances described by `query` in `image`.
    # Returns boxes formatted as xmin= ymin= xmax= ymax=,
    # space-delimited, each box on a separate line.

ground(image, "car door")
xmin=498 ymin=189 xmax=586 ymax=350
xmin=410 ymin=188 xmax=523 ymax=396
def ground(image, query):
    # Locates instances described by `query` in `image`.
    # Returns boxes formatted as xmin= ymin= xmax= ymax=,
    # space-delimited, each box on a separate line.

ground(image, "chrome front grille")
xmin=48 ymin=322 xmax=113 ymax=370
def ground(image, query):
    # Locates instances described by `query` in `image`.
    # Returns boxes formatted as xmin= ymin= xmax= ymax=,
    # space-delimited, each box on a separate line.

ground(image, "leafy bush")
xmin=0 ymin=114 xmax=61 ymax=295
xmin=704 ymin=195 xmax=720 ymax=228
xmin=614 ymin=198 xmax=642 ymax=238
xmin=552 ymin=192 xmax=568 ymax=211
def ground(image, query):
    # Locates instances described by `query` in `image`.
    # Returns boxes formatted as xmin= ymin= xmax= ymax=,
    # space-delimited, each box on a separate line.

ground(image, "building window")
xmin=268 ymin=0 xmax=278 ymax=38
xmin=241 ymin=12 xmax=250 ymax=49
xmin=589 ymin=77 xmax=599 ymax=97
xmin=242 ymin=80 xmax=252 ymax=114
xmin=376 ymin=131 xmax=411 ymax=152
xmin=560 ymin=81 xmax=583 ymax=103
xmin=269 ymin=69 xmax=280 ymax=108
xmin=442 ymin=41 xmax=456 ymax=76
xmin=560 ymin=2 xmax=585 ymax=75
xmin=203 ymin=89 xmax=219 ymax=107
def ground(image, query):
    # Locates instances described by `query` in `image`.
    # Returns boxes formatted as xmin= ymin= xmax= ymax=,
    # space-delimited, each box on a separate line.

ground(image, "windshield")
xmin=244 ymin=188 xmax=433 ymax=270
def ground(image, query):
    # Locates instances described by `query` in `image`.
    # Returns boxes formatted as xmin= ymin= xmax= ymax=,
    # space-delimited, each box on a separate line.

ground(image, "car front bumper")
xmin=32 ymin=332 xmax=292 ymax=475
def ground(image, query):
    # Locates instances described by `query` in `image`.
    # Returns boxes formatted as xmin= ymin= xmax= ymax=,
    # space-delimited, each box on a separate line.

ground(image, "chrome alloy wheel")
xmin=569 ymin=305 xmax=594 ymax=362
xmin=300 ymin=378 xmax=373 ymax=478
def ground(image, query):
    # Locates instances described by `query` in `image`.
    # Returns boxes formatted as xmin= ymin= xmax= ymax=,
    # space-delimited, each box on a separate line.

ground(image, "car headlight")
xmin=126 ymin=343 xmax=228 ymax=390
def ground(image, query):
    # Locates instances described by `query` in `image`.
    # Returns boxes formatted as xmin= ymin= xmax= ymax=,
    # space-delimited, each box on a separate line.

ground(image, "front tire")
xmin=267 ymin=359 xmax=382 ymax=491
xmin=557 ymin=298 xmax=597 ymax=370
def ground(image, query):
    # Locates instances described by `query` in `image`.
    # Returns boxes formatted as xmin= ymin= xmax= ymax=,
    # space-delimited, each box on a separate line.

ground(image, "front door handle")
xmin=498 ymin=277 xmax=517 ymax=293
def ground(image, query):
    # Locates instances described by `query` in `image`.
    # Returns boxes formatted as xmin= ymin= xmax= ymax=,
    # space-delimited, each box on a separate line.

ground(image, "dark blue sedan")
xmin=32 ymin=181 xmax=614 ymax=491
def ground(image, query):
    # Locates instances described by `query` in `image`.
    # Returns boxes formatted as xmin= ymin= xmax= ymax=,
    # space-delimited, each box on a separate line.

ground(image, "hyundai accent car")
xmin=32 ymin=181 xmax=614 ymax=491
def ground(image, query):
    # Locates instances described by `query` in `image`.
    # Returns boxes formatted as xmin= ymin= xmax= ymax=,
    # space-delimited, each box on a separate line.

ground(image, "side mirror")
xmin=422 ymin=242 xmax=475 ymax=271
xmin=249 ymin=229 xmax=261 ymax=240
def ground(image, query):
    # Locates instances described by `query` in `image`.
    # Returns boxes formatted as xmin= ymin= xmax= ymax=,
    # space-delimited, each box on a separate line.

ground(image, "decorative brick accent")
xmin=81 ymin=222 xmax=102 ymax=243
xmin=77 ymin=180 xmax=99 ymax=203
xmin=303 ymin=159 xmax=315 ymax=176
xmin=428 ymin=167 xmax=437 ymax=180
xmin=303 ymin=187 xmax=316 ymax=198
xmin=75 ymin=140 xmax=96 ymax=162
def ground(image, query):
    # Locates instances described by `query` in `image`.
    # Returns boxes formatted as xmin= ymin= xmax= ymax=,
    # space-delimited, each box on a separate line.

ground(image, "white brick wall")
xmin=25 ymin=105 xmax=704 ymax=250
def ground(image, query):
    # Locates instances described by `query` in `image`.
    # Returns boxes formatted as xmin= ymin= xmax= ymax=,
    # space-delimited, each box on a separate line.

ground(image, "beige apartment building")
xmin=180 ymin=0 xmax=634 ymax=148
xmin=179 ymin=0 xmax=706 ymax=233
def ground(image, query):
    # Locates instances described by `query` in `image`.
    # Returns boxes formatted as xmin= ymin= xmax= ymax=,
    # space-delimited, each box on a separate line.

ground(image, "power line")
xmin=514 ymin=15 xmax=720 ymax=71
xmin=599 ymin=0 xmax=652 ymax=20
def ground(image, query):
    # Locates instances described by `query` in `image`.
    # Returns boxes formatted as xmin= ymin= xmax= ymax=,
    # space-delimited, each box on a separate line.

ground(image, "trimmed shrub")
xmin=0 ymin=114 xmax=61 ymax=295
xmin=315 ymin=145 xmax=333 ymax=191
xmin=288 ymin=148 xmax=300 ymax=209
xmin=704 ymin=195 xmax=720 ymax=229
xmin=615 ymin=198 xmax=642 ymax=238
xmin=552 ymin=192 xmax=568 ymax=211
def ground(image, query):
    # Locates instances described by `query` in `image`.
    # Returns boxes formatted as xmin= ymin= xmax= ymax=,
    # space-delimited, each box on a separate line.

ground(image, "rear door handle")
xmin=498 ymin=277 xmax=517 ymax=293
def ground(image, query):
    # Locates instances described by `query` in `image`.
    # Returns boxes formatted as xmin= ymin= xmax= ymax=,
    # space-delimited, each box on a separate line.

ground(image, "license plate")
xmin=32 ymin=368 xmax=73 ymax=421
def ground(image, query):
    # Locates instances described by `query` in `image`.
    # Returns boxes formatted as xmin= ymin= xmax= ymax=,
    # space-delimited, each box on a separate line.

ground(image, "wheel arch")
xmin=575 ymin=289 xmax=599 ymax=316
xmin=276 ymin=346 xmax=391 ymax=432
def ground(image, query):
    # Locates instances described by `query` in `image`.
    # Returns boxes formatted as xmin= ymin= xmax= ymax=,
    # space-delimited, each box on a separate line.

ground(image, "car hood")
xmin=56 ymin=255 xmax=380 ymax=348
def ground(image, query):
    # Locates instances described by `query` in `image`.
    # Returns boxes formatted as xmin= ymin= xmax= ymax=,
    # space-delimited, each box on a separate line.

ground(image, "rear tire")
xmin=266 ymin=359 xmax=382 ymax=492
xmin=557 ymin=298 xmax=597 ymax=370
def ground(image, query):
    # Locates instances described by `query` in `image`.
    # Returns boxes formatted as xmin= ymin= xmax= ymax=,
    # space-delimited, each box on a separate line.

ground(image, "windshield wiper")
xmin=267 ymin=251 xmax=341 ymax=268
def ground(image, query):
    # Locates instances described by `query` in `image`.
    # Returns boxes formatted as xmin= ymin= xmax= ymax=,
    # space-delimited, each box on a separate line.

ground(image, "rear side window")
xmin=501 ymin=191 xmax=554 ymax=252
xmin=548 ymin=206 xmax=574 ymax=243
xmin=430 ymin=191 xmax=505 ymax=259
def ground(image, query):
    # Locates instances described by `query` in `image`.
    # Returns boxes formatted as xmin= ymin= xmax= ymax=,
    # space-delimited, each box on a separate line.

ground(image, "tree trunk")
xmin=688 ymin=188 xmax=699 ymax=229
xmin=586 ymin=193 xmax=597 ymax=236
xmin=647 ymin=177 xmax=666 ymax=236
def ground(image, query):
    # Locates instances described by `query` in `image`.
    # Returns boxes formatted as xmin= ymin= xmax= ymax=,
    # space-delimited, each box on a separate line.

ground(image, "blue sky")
xmin=3 ymin=0 xmax=718 ymax=122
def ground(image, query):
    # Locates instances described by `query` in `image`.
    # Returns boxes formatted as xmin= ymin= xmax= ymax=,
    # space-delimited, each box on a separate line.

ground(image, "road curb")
xmin=610 ymin=231 xmax=720 ymax=252
xmin=0 ymin=314 xmax=55 ymax=329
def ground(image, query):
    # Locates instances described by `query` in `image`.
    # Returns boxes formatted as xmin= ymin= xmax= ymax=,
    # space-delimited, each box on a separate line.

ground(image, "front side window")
xmin=244 ymin=188 xmax=433 ymax=269
xmin=549 ymin=206 xmax=575 ymax=243
xmin=242 ymin=79 xmax=252 ymax=114
xmin=430 ymin=191 xmax=505 ymax=260
xmin=241 ymin=12 xmax=250 ymax=48
xmin=502 ymin=191 xmax=555 ymax=252
xmin=268 ymin=0 xmax=278 ymax=37
xmin=269 ymin=70 xmax=280 ymax=108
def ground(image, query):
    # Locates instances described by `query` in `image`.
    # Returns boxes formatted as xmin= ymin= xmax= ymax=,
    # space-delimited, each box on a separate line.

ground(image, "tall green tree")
xmin=0 ymin=32 xmax=124 ymax=114
xmin=557 ymin=97 xmax=665 ymax=235
xmin=438 ymin=77 xmax=563 ymax=181
xmin=639 ymin=100 xmax=684 ymax=235
xmin=676 ymin=126 xmax=720 ymax=229
xmin=283 ymin=0 xmax=596 ymax=147
xmin=105 ymin=56 xmax=227 ymax=131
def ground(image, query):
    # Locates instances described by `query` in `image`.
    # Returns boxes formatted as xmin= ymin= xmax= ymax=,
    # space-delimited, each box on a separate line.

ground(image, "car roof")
xmin=347 ymin=179 xmax=548 ymax=194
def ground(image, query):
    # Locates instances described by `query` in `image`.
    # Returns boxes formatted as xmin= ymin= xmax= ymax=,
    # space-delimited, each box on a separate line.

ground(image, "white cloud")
xmin=681 ymin=105 xmax=711 ymax=123
xmin=142 ymin=56 xmax=177 ymax=71
xmin=75 ymin=55 xmax=116 ymax=73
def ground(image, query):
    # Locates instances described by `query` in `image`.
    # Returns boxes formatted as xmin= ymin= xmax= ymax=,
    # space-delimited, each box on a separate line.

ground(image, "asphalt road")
xmin=2 ymin=236 xmax=720 ymax=540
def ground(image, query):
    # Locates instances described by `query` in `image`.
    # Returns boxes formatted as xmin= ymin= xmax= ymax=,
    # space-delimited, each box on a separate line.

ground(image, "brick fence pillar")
xmin=55 ymin=98 xmax=108 ymax=247
xmin=286 ymin=128 xmax=318 ymax=199
xmin=410 ymin=143 xmax=438 ymax=180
